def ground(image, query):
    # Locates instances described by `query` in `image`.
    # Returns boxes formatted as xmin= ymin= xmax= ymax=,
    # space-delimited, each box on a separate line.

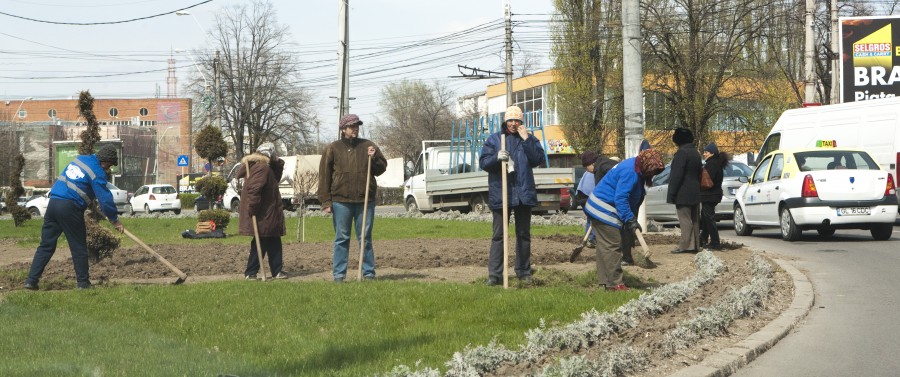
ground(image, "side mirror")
xmin=405 ymin=161 xmax=415 ymax=177
xmin=738 ymin=176 xmax=749 ymax=183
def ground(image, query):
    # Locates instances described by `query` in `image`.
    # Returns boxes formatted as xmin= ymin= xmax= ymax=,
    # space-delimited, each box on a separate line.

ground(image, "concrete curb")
xmin=666 ymin=258 xmax=814 ymax=377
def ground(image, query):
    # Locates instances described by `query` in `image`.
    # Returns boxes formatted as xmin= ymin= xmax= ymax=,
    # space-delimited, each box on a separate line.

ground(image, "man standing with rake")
xmin=318 ymin=114 xmax=387 ymax=282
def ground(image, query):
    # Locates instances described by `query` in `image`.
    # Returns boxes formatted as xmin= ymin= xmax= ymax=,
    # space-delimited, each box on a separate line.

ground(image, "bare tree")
xmin=187 ymin=1 xmax=315 ymax=160
xmin=551 ymin=0 xmax=623 ymax=156
xmin=372 ymin=80 xmax=456 ymax=163
xmin=641 ymin=0 xmax=779 ymax=146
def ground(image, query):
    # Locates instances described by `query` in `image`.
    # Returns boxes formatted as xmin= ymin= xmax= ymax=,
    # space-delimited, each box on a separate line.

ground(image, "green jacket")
xmin=318 ymin=137 xmax=387 ymax=209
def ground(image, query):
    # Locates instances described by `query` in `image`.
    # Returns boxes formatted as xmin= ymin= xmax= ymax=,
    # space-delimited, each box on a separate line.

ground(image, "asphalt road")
xmin=723 ymin=223 xmax=900 ymax=376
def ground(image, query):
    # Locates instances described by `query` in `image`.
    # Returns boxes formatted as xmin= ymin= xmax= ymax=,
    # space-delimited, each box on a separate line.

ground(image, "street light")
xmin=156 ymin=126 xmax=175 ymax=183
xmin=14 ymin=97 xmax=33 ymax=119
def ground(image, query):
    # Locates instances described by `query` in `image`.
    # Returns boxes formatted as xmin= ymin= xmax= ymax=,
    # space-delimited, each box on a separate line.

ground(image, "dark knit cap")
xmin=672 ymin=127 xmax=694 ymax=145
xmin=581 ymin=151 xmax=598 ymax=167
xmin=339 ymin=114 xmax=363 ymax=129
xmin=97 ymin=145 xmax=118 ymax=165
xmin=704 ymin=142 xmax=719 ymax=155
xmin=639 ymin=139 xmax=651 ymax=151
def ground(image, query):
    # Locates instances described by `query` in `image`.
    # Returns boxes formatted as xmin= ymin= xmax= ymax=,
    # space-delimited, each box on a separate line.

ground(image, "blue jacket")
xmin=479 ymin=131 xmax=546 ymax=209
xmin=584 ymin=157 xmax=643 ymax=229
xmin=50 ymin=154 xmax=119 ymax=223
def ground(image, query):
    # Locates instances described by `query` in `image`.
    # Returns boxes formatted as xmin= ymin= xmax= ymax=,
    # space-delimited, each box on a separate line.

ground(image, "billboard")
xmin=840 ymin=16 xmax=900 ymax=103
xmin=52 ymin=140 xmax=123 ymax=179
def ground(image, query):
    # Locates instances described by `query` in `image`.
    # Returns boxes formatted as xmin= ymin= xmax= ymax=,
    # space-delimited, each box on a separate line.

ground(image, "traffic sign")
xmin=177 ymin=155 xmax=189 ymax=167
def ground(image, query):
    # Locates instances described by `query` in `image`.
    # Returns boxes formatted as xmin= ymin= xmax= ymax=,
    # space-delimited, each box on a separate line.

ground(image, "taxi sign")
xmin=815 ymin=140 xmax=837 ymax=148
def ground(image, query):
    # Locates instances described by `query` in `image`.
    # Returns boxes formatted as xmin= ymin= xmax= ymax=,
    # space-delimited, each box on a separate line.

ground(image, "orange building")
xmin=1 ymin=97 xmax=193 ymax=192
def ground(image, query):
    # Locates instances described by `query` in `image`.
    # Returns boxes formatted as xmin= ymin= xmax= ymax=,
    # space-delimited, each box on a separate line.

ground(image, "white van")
xmin=757 ymin=97 xmax=900 ymax=212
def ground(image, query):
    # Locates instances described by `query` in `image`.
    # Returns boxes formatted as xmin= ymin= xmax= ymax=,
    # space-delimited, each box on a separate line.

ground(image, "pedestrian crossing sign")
xmin=177 ymin=155 xmax=189 ymax=167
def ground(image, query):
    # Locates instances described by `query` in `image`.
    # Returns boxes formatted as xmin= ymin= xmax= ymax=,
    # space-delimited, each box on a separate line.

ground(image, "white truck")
xmin=402 ymin=140 xmax=574 ymax=214
xmin=223 ymin=155 xmax=322 ymax=212
xmin=756 ymin=97 xmax=900 ymax=210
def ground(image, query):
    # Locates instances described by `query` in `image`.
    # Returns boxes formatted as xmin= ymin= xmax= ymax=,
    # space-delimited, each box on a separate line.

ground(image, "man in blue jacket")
xmin=24 ymin=144 xmax=124 ymax=290
xmin=585 ymin=148 xmax=664 ymax=291
xmin=479 ymin=105 xmax=546 ymax=285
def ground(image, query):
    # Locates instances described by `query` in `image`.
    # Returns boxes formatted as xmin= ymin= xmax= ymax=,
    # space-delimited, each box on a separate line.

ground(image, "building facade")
xmin=1 ymin=97 xmax=193 ymax=192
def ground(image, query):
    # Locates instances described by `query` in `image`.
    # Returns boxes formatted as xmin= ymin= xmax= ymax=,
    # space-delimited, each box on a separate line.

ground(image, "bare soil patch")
xmin=0 ymin=232 xmax=792 ymax=376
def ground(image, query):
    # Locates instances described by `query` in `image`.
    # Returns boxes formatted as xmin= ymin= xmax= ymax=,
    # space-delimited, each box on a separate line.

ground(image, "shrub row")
xmin=380 ymin=251 xmax=727 ymax=377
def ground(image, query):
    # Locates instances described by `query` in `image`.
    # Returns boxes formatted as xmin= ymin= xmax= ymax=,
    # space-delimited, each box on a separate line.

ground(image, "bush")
xmin=180 ymin=193 xmax=200 ymax=209
xmin=199 ymin=209 xmax=231 ymax=230
xmin=195 ymin=176 xmax=227 ymax=202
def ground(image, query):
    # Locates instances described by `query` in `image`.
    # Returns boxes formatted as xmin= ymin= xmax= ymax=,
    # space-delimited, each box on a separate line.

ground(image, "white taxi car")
xmin=733 ymin=145 xmax=897 ymax=241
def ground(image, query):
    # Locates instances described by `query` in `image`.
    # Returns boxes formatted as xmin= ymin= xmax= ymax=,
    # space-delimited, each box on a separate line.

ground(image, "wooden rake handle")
xmin=123 ymin=229 xmax=187 ymax=281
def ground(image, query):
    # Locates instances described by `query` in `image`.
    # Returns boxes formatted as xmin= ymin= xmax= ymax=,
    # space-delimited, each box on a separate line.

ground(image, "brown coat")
xmin=318 ymin=137 xmax=387 ymax=209
xmin=236 ymin=153 xmax=286 ymax=237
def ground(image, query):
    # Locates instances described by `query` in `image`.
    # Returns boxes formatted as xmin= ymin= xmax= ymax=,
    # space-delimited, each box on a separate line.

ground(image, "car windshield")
xmin=793 ymin=150 xmax=879 ymax=171
xmin=724 ymin=162 xmax=753 ymax=178
xmin=152 ymin=186 xmax=176 ymax=194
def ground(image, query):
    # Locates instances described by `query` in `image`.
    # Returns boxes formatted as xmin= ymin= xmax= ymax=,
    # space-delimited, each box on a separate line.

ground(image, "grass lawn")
xmin=0 ymin=216 xmax=639 ymax=376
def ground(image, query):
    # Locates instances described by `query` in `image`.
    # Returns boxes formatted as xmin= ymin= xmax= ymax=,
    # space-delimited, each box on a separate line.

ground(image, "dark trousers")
xmin=27 ymin=198 xmax=90 ymax=287
xmin=245 ymin=236 xmax=283 ymax=277
xmin=700 ymin=201 xmax=720 ymax=246
xmin=488 ymin=205 xmax=532 ymax=279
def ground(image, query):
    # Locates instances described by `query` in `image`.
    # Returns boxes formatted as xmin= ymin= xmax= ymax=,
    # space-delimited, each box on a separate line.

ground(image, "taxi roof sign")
xmin=815 ymin=140 xmax=837 ymax=148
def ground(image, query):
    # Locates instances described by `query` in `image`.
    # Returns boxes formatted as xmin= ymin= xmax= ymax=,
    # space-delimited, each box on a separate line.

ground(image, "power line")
xmin=0 ymin=0 xmax=213 ymax=25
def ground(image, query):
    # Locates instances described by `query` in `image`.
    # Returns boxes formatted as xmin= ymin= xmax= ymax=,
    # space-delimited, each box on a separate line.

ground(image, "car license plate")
xmin=836 ymin=207 xmax=870 ymax=216
xmin=161 ymin=203 xmax=171 ymax=207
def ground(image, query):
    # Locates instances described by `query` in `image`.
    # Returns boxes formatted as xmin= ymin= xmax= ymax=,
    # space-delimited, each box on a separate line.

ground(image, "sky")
xmin=0 ymin=0 xmax=557 ymax=141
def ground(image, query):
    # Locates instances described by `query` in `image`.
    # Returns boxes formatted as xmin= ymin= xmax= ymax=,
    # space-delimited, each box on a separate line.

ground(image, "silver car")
xmin=644 ymin=161 xmax=753 ymax=222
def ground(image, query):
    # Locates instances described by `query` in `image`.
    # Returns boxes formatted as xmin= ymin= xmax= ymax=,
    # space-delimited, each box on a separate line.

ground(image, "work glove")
xmin=497 ymin=150 xmax=509 ymax=162
xmin=625 ymin=218 xmax=642 ymax=234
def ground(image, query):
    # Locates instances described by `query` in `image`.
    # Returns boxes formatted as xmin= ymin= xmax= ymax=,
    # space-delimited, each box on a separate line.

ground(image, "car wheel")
xmin=469 ymin=194 xmax=489 ymax=214
xmin=173 ymin=208 xmax=182 ymax=215
xmin=733 ymin=205 xmax=753 ymax=236
xmin=780 ymin=207 xmax=801 ymax=242
xmin=816 ymin=227 xmax=836 ymax=237
xmin=405 ymin=197 xmax=420 ymax=213
xmin=871 ymin=223 xmax=893 ymax=240
xmin=28 ymin=207 xmax=40 ymax=217
xmin=145 ymin=204 xmax=151 ymax=214
xmin=231 ymin=199 xmax=240 ymax=212
xmin=126 ymin=204 xmax=134 ymax=216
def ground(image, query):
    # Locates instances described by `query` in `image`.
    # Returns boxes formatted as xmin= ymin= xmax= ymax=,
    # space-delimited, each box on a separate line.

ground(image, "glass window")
xmin=752 ymin=156 xmax=772 ymax=184
xmin=109 ymin=108 xmax=118 ymax=117
xmin=17 ymin=110 xmax=27 ymax=118
xmin=48 ymin=109 xmax=57 ymax=118
xmin=724 ymin=162 xmax=753 ymax=177
xmin=769 ymin=154 xmax=785 ymax=180
xmin=139 ymin=107 xmax=149 ymax=116
xmin=794 ymin=150 xmax=880 ymax=171
xmin=757 ymin=133 xmax=781 ymax=163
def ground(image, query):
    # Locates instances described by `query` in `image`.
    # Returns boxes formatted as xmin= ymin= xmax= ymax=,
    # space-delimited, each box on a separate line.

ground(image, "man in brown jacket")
xmin=318 ymin=114 xmax=387 ymax=282
xmin=237 ymin=142 xmax=287 ymax=280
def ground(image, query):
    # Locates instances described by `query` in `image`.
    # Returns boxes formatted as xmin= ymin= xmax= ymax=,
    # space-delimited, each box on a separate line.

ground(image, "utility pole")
xmin=804 ymin=0 xmax=817 ymax=104
xmin=215 ymin=50 xmax=223 ymax=129
xmin=505 ymin=2 xmax=513 ymax=107
xmin=830 ymin=0 xmax=840 ymax=104
xmin=622 ymin=0 xmax=643 ymax=159
xmin=337 ymin=0 xmax=350 ymax=118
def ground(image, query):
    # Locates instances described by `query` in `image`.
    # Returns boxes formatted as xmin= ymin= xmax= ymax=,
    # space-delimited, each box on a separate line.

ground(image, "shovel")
xmin=631 ymin=227 xmax=657 ymax=269
xmin=569 ymin=224 xmax=592 ymax=262
xmin=123 ymin=229 xmax=187 ymax=284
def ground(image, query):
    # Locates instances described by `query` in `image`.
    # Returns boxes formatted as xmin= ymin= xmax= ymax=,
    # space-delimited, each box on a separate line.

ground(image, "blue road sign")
xmin=177 ymin=155 xmax=189 ymax=167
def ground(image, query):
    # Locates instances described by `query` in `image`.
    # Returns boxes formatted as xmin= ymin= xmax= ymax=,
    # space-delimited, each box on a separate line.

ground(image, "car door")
xmin=742 ymin=155 xmax=772 ymax=223
xmin=756 ymin=153 xmax=786 ymax=223
xmin=131 ymin=186 xmax=147 ymax=211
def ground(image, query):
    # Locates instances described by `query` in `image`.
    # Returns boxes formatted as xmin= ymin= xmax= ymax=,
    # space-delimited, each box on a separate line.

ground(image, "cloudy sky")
xmin=0 ymin=0 xmax=557 ymax=140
